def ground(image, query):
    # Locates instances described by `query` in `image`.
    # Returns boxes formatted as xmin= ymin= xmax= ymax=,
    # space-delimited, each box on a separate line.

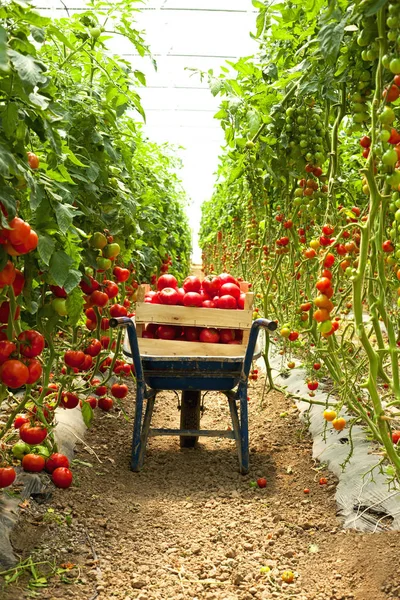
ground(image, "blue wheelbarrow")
xmin=109 ymin=313 xmax=277 ymax=474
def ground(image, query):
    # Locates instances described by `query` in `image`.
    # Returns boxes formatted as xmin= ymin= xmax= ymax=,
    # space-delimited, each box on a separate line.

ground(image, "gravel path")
xmin=2 ymin=376 xmax=400 ymax=600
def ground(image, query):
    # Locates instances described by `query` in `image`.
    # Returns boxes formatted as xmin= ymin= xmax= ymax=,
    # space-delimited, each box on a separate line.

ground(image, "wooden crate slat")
xmin=135 ymin=303 xmax=253 ymax=330
xmin=138 ymin=337 xmax=246 ymax=357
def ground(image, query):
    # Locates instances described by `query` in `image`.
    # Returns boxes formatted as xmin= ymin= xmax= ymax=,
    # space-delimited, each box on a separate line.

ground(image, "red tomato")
xmin=64 ymin=350 xmax=85 ymax=368
xmin=111 ymin=383 xmax=128 ymax=398
xmin=158 ymin=287 xmax=179 ymax=305
xmin=50 ymin=285 xmax=67 ymax=298
xmin=219 ymin=329 xmax=235 ymax=344
xmin=257 ymin=477 xmax=267 ymax=488
xmin=109 ymin=303 xmax=128 ymax=317
xmin=0 ymin=261 xmax=16 ymax=287
xmin=202 ymin=300 xmax=216 ymax=308
xmin=304 ymin=248 xmax=317 ymax=259
xmin=94 ymin=384 xmax=107 ymax=397
xmin=0 ymin=340 xmax=16 ymax=365
xmin=0 ymin=301 xmax=20 ymax=324
xmin=91 ymin=290 xmax=109 ymax=307
xmin=185 ymin=327 xmax=200 ymax=341
xmin=392 ymin=430 xmax=400 ymax=444
xmin=80 ymin=354 xmax=93 ymax=371
xmin=113 ymin=266 xmax=130 ymax=282
xmin=45 ymin=453 xmax=70 ymax=473
xmin=389 ymin=128 xmax=400 ymax=145
xmin=22 ymin=453 xmax=45 ymax=472
xmin=19 ymin=422 xmax=47 ymax=445
xmin=80 ymin=275 xmax=100 ymax=295
xmin=82 ymin=396 xmax=97 ymax=409
xmin=313 ymin=363 xmax=321 ymax=370
xmin=324 ymin=253 xmax=335 ymax=268
xmin=8 ymin=217 xmax=30 ymax=245
xmin=18 ymin=330 xmax=45 ymax=358
xmin=157 ymin=274 xmax=178 ymax=291
xmin=182 ymin=292 xmax=203 ymax=307
xmin=288 ymin=331 xmax=299 ymax=341
xmin=201 ymin=275 xmax=221 ymax=297
xmin=0 ymin=466 xmax=16 ymax=488
xmin=383 ymin=84 xmax=400 ymax=103
xmin=14 ymin=414 xmax=30 ymax=429
xmin=383 ymin=240 xmax=394 ymax=252
xmin=157 ymin=325 xmax=178 ymax=340
xmin=0 ymin=359 xmax=29 ymax=388
xmin=103 ymin=280 xmax=119 ymax=299
xmin=237 ymin=293 xmax=246 ymax=310
xmin=319 ymin=477 xmax=328 ymax=485
xmin=61 ymin=392 xmax=79 ymax=409
xmin=336 ymin=243 xmax=346 ymax=256
xmin=307 ymin=381 xmax=319 ymax=391
xmin=27 ymin=152 xmax=39 ymax=169
xmin=25 ymin=358 xmax=42 ymax=384
xmin=199 ymin=328 xmax=220 ymax=343
xmin=315 ymin=277 xmax=332 ymax=293
xmin=84 ymin=339 xmax=102 ymax=357
xmin=52 ymin=467 xmax=73 ymax=488
xmin=12 ymin=230 xmax=38 ymax=254
xmin=183 ymin=276 xmax=201 ymax=293
xmin=216 ymin=295 xmax=237 ymax=309
xmin=98 ymin=397 xmax=113 ymax=411
xmin=219 ymin=282 xmax=241 ymax=299
xmin=12 ymin=270 xmax=24 ymax=296
xmin=218 ymin=272 xmax=239 ymax=286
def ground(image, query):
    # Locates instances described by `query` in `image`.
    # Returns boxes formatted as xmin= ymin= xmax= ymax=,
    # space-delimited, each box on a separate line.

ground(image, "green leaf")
xmin=47 ymin=25 xmax=74 ymax=50
xmin=0 ymin=26 xmax=9 ymax=73
xmin=63 ymin=147 xmax=87 ymax=168
xmin=0 ymin=143 xmax=18 ymax=177
xmin=1 ymin=103 xmax=17 ymax=139
xmin=30 ymin=182 xmax=44 ymax=211
xmin=81 ymin=400 xmax=94 ymax=428
xmin=0 ymin=187 xmax=16 ymax=220
xmin=134 ymin=70 xmax=146 ymax=85
xmin=55 ymin=203 xmax=74 ymax=234
xmin=318 ymin=20 xmax=345 ymax=62
xmin=228 ymin=164 xmax=245 ymax=184
xmin=37 ymin=234 xmax=55 ymax=266
xmin=49 ymin=251 xmax=73 ymax=287
xmin=28 ymin=92 xmax=49 ymax=109
xmin=8 ymin=49 xmax=47 ymax=88
xmin=364 ymin=0 xmax=389 ymax=16
xmin=63 ymin=269 xmax=82 ymax=294
xmin=66 ymin=286 xmax=84 ymax=325
xmin=0 ymin=245 xmax=7 ymax=272
xmin=31 ymin=27 xmax=45 ymax=43
xmin=87 ymin=162 xmax=100 ymax=182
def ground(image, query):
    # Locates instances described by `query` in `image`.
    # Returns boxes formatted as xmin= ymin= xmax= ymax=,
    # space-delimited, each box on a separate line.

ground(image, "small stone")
xmin=226 ymin=548 xmax=236 ymax=558
xmin=283 ymin=550 xmax=295 ymax=558
xmin=131 ymin=579 xmax=147 ymax=589
xmin=243 ymin=543 xmax=253 ymax=551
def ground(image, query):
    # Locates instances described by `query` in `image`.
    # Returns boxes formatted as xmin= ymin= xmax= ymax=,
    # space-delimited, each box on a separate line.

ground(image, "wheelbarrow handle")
xmin=242 ymin=318 xmax=277 ymax=382
xmin=109 ymin=316 xmax=144 ymax=382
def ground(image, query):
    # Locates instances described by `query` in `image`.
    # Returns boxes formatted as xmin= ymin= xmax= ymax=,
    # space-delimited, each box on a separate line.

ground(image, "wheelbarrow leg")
xmin=137 ymin=392 xmax=156 ymax=469
xmin=227 ymin=396 xmax=242 ymax=470
xmin=238 ymin=383 xmax=249 ymax=474
xmin=131 ymin=383 xmax=145 ymax=471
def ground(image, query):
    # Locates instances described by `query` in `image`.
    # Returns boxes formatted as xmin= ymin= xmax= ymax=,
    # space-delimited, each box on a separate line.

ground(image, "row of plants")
xmin=0 ymin=0 xmax=191 ymax=488
xmin=199 ymin=0 xmax=400 ymax=483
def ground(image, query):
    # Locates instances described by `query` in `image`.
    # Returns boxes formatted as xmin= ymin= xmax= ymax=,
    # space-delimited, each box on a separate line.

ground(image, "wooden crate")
xmin=135 ymin=284 xmax=254 ymax=357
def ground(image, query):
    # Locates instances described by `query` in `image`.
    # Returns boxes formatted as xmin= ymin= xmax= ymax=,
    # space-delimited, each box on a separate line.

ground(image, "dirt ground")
xmin=2 ymin=376 xmax=400 ymax=600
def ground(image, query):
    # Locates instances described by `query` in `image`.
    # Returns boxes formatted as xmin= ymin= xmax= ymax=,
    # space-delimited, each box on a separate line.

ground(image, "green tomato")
xmin=90 ymin=27 xmax=101 ymax=38
xmin=382 ymin=148 xmax=398 ymax=166
xmin=381 ymin=130 xmax=391 ymax=143
xmin=96 ymin=256 xmax=112 ymax=271
xmin=319 ymin=320 xmax=333 ymax=334
xmin=382 ymin=54 xmax=392 ymax=69
xmin=397 ymin=297 xmax=400 ymax=308
xmin=353 ymin=112 xmax=368 ymax=123
xmin=390 ymin=58 xmax=400 ymax=75
xmin=12 ymin=441 xmax=31 ymax=460
xmin=35 ymin=445 xmax=51 ymax=458
xmin=379 ymin=106 xmax=396 ymax=125
xmin=90 ymin=232 xmax=107 ymax=250
xmin=103 ymin=243 xmax=121 ymax=259
xmin=387 ymin=16 xmax=399 ymax=29
xmin=52 ymin=298 xmax=68 ymax=316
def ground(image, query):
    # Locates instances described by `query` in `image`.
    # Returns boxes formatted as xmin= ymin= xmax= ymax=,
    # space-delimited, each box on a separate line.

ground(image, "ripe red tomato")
xmin=201 ymin=275 xmax=221 ymax=297
xmin=0 ymin=359 xmax=29 ymax=388
xmin=14 ymin=414 xmax=30 ymax=429
xmin=0 ymin=466 xmax=16 ymax=488
xmin=237 ymin=293 xmax=246 ymax=310
xmin=61 ymin=392 xmax=79 ymax=409
xmin=313 ymin=362 xmax=321 ymax=370
xmin=307 ymin=381 xmax=319 ymax=391
xmin=52 ymin=467 xmax=73 ymax=488
xmin=50 ymin=285 xmax=67 ymax=298
xmin=0 ymin=261 xmax=16 ymax=287
xmin=157 ymin=325 xmax=178 ymax=340
xmin=219 ymin=329 xmax=235 ymax=344
xmin=319 ymin=477 xmax=328 ymax=485
xmin=94 ymin=384 xmax=108 ymax=396
xmin=103 ymin=280 xmax=119 ymax=299
xmin=22 ymin=453 xmax=45 ymax=472
xmin=257 ymin=477 xmax=267 ymax=488
xmin=19 ymin=422 xmax=47 ymax=445
xmin=109 ymin=303 xmax=128 ymax=317
xmin=202 ymin=300 xmax=216 ymax=308
xmin=383 ymin=84 xmax=400 ymax=103
xmin=91 ymin=290 xmax=109 ymax=307
xmin=324 ymin=253 xmax=335 ymax=268
xmin=0 ymin=340 xmax=16 ymax=365
xmin=111 ymin=383 xmax=128 ymax=398
xmin=12 ymin=229 xmax=38 ymax=254
xmin=304 ymin=248 xmax=317 ymax=259
xmin=98 ymin=397 xmax=113 ymax=411
xmin=25 ymin=358 xmax=42 ymax=384
xmin=315 ymin=277 xmax=331 ymax=293
xmin=359 ymin=135 xmax=371 ymax=148
xmin=288 ymin=331 xmax=299 ymax=341
xmin=383 ymin=240 xmax=394 ymax=252
xmin=80 ymin=354 xmax=93 ymax=371
xmin=27 ymin=152 xmax=39 ymax=169
xmin=84 ymin=339 xmax=102 ymax=357
xmin=12 ymin=269 xmax=24 ymax=296
xmin=216 ymin=295 xmax=237 ymax=309
xmin=0 ymin=301 xmax=20 ymax=324
xmin=18 ymin=330 xmax=45 ymax=358
xmin=158 ymin=287 xmax=179 ymax=305
xmin=157 ymin=274 xmax=178 ymax=291
xmin=45 ymin=453 xmax=70 ymax=473
xmin=80 ymin=275 xmax=100 ymax=295
xmin=64 ymin=350 xmax=85 ymax=368
xmin=185 ymin=327 xmax=200 ymax=341
xmin=219 ymin=282 xmax=241 ymax=299
xmin=113 ymin=266 xmax=130 ymax=282
xmin=199 ymin=328 xmax=220 ymax=343
xmin=218 ymin=272 xmax=239 ymax=286
xmin=183 ymin=276 xmax=201 ymax=293
xmin=82 ymin=396 xmax=97 ymax=409
xmin=182 ymin=292 xmax=203 ymax=307
xmin=392 ymin=430 xmax=400 ymax=444
xmin=8 ymin=217 xmax=30 ymax=245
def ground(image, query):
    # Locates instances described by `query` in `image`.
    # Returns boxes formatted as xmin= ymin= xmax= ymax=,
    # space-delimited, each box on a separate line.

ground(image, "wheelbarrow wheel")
xmin=180 ymin=390 xmax=201 ymax=448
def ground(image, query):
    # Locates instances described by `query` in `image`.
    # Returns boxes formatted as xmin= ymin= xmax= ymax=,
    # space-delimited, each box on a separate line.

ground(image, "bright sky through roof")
xmin=37 ymin=1 xmax=257 ymax=262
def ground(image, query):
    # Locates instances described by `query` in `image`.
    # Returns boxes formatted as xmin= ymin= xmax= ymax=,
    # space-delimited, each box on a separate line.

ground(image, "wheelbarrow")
xmin=109 ymin=286 xmax=277 ymax=474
